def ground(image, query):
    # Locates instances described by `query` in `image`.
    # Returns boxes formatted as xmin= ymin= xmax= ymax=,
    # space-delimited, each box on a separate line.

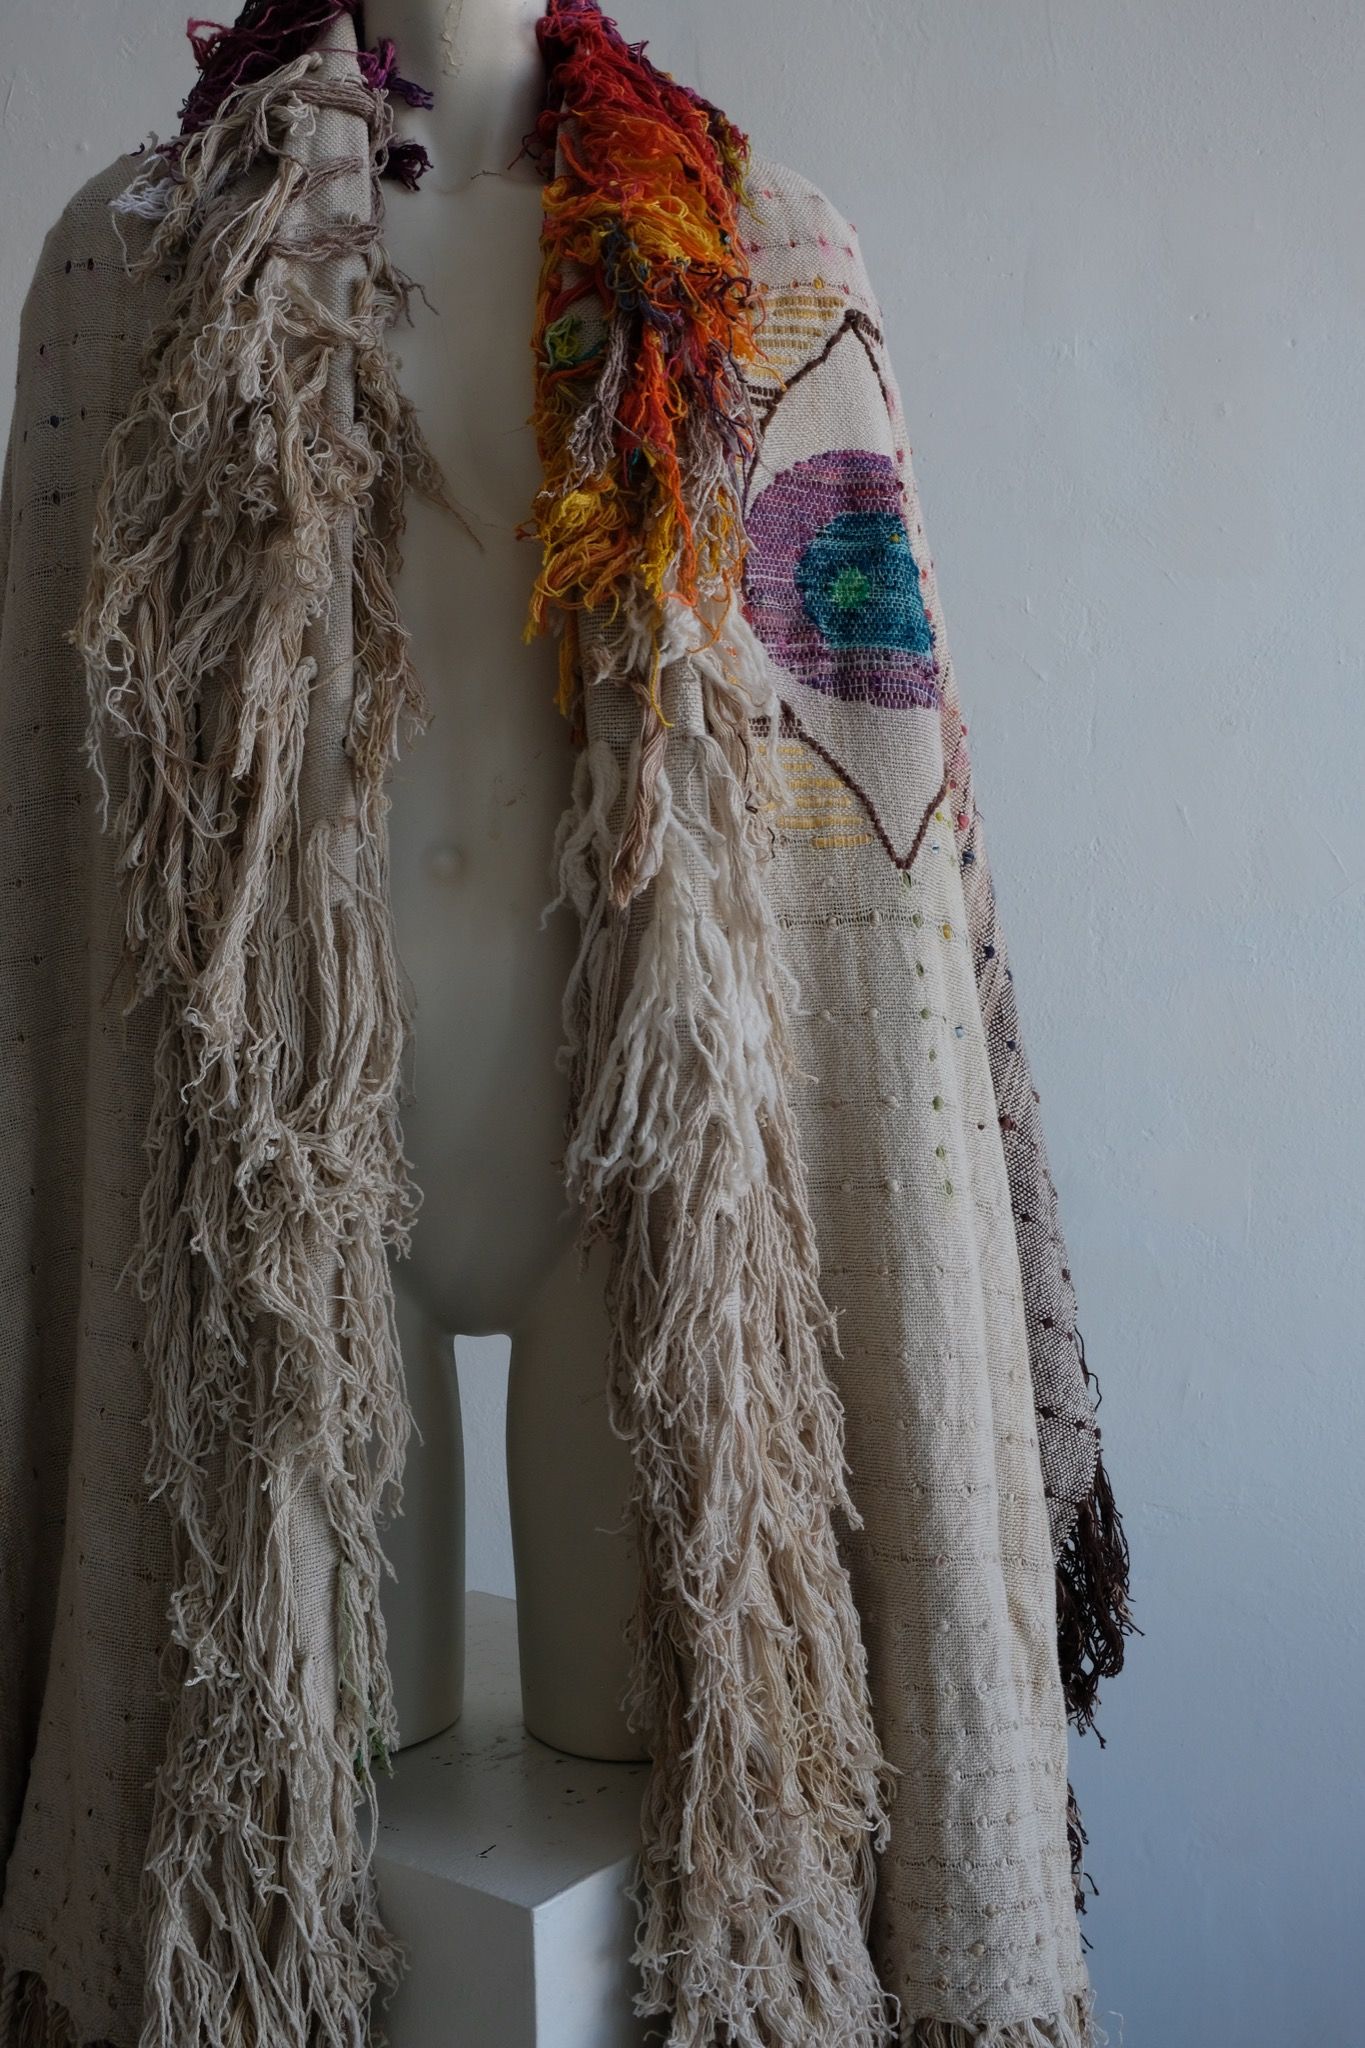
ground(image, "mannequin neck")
xmin=363 ymin=0 xmax=546 ymax=187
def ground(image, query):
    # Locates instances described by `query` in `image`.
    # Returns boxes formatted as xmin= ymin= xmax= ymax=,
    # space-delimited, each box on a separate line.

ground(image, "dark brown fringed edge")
xmin=1057 ymin=1349 xmax=1139 ymax=1916
xmin=939 ymin=708 xmax=1137 ymax=1772
xmin=1064 ymin=1784 xmax=1095 ymax=1926
xmin=1056 ymin=1435 xmax=1136 ymax=1741
xmin=0 ymin=1967 xmax=96 ymax=2048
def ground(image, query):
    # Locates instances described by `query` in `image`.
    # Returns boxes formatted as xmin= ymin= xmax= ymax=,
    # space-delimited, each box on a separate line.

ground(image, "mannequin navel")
xmin=424 ymin=840 xmax=465 ymax=882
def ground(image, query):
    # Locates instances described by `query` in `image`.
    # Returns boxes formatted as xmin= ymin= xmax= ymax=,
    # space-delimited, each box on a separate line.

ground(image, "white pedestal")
xmin=374 ymin=1593 xmax=649 ymax=2047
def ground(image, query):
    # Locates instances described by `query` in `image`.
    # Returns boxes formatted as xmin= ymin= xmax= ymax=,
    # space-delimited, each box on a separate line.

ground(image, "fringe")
xmin=528 ymin=16 xmax=894 ymax=2037
xmin=0 ymin=1972 xmax=83 ymax=2048
xmin=1056 ymin=1446 xmax=1136 ymax=1738
xmin=524 ymin=0 xmax=766 ymax=803
xmin=548 ymin=599 xmax=895 ymax=2048
xmin=178 ymin=1 xmax=433 ymax=186
xmin=1066 ymin=1782 xmax=1094 ymax=1920
xmin=72 ymin=54 xmax=437 ymax=2048
xmin=907 ymin=1993 xmax=1099 ymax=2047
xmin=940 ymin=707 xmax=1134 ymax=1750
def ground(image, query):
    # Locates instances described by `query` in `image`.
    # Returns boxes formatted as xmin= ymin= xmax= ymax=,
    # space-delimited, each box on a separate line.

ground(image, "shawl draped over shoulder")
xmin=0 ymin=5 xmax=1131 ymax=2044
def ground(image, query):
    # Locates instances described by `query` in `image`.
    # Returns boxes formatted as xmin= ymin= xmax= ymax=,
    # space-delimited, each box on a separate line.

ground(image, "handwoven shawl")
xmin=0 ymin=5 xmax=1131 ymax=2045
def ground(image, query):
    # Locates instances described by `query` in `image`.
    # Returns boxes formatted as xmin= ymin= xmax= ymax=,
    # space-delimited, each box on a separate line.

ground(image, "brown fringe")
xmin=1065 ymin=1781 xmax=1093 ymax=1920
xmin=0 ymin=1972 xmax=84 ymax=2048
xmin=1056 ymin=1427 xmax=1134 ymax=1921
xmin=1055 ymin=1446 xmax=1136 ymax=1738
xmin=72 ymin=49 xmax=438 ymax=2048
xmin=939 ymin=698 xmax=1135 ymax=1779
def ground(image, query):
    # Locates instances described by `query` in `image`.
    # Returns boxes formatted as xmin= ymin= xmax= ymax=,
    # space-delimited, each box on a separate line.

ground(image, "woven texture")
xmin=0 ymin=155 xmax=174 ymax=2048
xmin=0 ymin=9 xmax=1125 ymax=2045
xmin=736 ymin=161 xmax=1091 ymax=2032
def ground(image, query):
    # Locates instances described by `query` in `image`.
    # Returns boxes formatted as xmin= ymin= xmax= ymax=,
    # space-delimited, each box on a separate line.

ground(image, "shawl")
xmin=0 ymin=5 xmax=1132 ymax=2044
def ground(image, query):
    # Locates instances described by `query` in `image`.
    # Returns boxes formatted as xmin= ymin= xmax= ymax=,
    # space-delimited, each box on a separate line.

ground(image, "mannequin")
xmin=361 ymin=0 xmax=642 ymax=1760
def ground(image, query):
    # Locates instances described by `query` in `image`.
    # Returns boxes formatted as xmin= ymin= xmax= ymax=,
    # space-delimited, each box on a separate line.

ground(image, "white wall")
xmin=4 ymin=5 xmax=1362 ymax=2042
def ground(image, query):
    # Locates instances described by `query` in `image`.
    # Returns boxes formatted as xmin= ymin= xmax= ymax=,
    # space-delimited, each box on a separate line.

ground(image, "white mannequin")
xmin=359 ymin=0 xmax=643 ymax=1761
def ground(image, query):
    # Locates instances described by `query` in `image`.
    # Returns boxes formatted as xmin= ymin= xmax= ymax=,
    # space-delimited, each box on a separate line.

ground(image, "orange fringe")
xmin=523 ymin=0 xmax=768 ymax=724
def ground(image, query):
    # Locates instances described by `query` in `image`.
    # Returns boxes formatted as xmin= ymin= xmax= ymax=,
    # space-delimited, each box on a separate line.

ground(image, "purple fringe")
xmin=180 ymin=1 xmax=432 ymax=183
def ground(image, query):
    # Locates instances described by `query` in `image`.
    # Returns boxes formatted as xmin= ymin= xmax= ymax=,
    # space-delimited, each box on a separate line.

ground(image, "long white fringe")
xmin=550 ymin=594 xmax=897 ymax=2048
xmin=71 ymin=56 xmax=438 ymax=2048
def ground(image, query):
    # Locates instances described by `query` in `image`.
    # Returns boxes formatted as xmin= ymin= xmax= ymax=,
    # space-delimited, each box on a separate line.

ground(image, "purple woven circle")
xmin=742 ymin=450 xmax=941 ymax=709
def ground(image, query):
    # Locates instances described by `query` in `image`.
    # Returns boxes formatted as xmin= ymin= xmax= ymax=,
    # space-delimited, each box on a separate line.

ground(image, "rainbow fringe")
xmin=525 ymin=0 xmax=766 ymax=725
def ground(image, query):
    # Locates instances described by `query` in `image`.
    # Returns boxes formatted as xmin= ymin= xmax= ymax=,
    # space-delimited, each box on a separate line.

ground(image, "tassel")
xmin=73 ymin=52 xmax=439 ymax=2048
xmin=524 ymin=0 xmax=767 ymax=709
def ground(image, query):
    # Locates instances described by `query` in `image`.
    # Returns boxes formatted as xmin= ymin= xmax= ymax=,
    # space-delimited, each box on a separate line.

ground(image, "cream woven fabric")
xmin=738 ymin=162 xmax=1091 ymax=2029
xmin=0 ymin=157 xmax=176 ymax=2047
xmin=0 ymin=17 xmax=1112 ymax=2046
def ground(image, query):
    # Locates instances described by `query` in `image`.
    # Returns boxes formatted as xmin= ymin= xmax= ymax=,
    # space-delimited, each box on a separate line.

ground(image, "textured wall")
xmin=4 ymin=4 xmax=1362 ymax=2042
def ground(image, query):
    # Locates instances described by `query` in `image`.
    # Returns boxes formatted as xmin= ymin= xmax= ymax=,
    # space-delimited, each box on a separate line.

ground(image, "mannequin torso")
xmin=356 ymin=0 xmax=640 ymax=1759
xmin=373 ymin=0 xmax=570 ymax=1332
